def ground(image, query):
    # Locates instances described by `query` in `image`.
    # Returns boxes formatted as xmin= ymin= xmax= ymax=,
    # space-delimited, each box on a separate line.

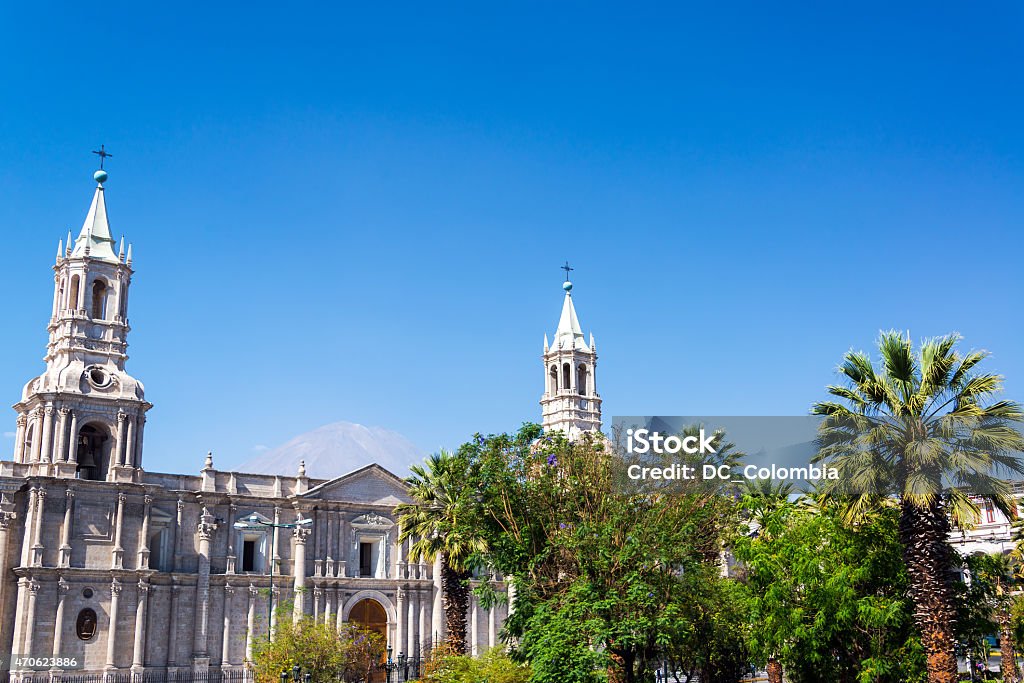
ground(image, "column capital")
xmin=28 ymin=578 xmax=40 ymax=594
xmin=58 ymin=406 xmax=71 ymax=417
xmin=293 ymin=526 xmax=311 ymax=543
xmin=44 ymin=406 xmax=54 ymax=416
xmin=58 ymin=577 xmax=70 ymax=594
xmin=111 ymin=578 xmax=122 ymax=595
xmin=248 ymin=584 xmax=259 ymax=599
xmin=143 ymin=495 xmax=153 ymax=507
xmin=16 ymin=414 xmax=28 ymax=427
xmin=117 ymin=492 xmax=127 ymax=505
xmin=137 ymin=580 xmax=150 ymax=595
xmin=197 ymin=507 xmax=219 ymax=540
xmin=224 ymin=584 xmax=236 ymax=596
xmin=117 ymin=410 xmax=127 ymax=423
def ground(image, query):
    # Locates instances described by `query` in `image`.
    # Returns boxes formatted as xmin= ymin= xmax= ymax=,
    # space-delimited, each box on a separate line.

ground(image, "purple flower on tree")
xmin=547 ymin=454 xmax=557 ymax=466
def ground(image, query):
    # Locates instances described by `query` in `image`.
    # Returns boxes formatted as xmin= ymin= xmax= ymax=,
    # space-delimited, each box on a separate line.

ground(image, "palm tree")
xmin=395 ymin=450 xmax=486 ymax=654
xmin=812 ymin=331 xmax=1024 ymax=683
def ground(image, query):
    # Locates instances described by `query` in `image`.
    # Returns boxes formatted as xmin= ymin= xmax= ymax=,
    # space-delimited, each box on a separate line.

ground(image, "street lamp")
xmin=234 ymin=512 xmax=313 ymax=640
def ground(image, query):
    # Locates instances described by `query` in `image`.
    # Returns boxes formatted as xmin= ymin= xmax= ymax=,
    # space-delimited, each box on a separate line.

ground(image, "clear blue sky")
xmin=1 ymin=2 xmax=1022 ymax=475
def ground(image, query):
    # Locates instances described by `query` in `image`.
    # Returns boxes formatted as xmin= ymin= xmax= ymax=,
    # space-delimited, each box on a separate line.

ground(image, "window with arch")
xmin=68 ymin=275 xmax=81 ymax=312
xmin=549 ymin=365 xmax=558 ymax=393
xmin=23 ymin=424 xmax=35 ymax=460
xmin=91 ymin=280 xmax=107 ymax=320
xmin=562 ymin=363 xmax=571 ymax=392
xmin=577 ymin=364 xmax=589 ymax=396
xmin=56 ymin=278 xmax=65 ymax=316
xmin=76 ymin=423 xmax=109 ymax=481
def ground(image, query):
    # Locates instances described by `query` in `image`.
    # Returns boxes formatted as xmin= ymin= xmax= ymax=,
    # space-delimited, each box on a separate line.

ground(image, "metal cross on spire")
xmin=561 ymin=261 xmax=574 ymax=281
xmin=92 ymin=144 xmax=113 ymax=170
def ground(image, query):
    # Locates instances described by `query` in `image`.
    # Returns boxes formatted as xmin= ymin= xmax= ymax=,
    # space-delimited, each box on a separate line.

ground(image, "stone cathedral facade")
xmin=0 ymin=168 xmax=601 ymax=676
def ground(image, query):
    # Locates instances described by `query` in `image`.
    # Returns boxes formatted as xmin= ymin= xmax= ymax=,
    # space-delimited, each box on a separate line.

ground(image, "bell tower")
xmin=540 ymin=270 xmax=602 ymax=436
xmin=11 ymin=161 xmax=151 ymax=481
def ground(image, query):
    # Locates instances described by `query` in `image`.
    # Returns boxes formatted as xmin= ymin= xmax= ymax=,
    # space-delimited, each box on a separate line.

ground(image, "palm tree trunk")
xmin=1000 ymin=605 xmax=1020 ymax=683
xmin=900 ymin=498 xmax=959 ymax=683
xmin=440 ymin=559 xmax=471 ymax=654
xmin=766 ymin=658 xmax=783 ymax=683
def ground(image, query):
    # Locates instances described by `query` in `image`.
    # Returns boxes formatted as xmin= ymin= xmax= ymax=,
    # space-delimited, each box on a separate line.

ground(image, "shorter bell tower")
xmin=540 ymin=270 xmax=602 ymax=436
xmin=11 ymin=161 xmax=151 ymax=481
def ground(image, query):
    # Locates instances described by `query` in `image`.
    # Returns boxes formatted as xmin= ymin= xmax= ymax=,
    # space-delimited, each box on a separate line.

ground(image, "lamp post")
xmin=234 ymin=512 xmax=313 ymax=640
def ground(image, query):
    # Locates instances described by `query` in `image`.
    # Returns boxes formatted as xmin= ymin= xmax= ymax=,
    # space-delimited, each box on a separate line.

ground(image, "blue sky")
xmin=1 ymin=2 xmax=1022 ymax=475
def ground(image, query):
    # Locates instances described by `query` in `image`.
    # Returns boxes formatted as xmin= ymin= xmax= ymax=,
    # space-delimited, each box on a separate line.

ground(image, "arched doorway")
xmin=348 ymin=598 xmax=388 ymax=683
xmin=349 ymin=598 xmax=388 ymax=638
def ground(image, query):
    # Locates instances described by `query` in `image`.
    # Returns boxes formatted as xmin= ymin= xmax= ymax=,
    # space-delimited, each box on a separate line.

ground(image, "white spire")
xmin=543 ymin=333 xmax=549 ymax=353
xmin=553 ymin=283 xmax=589 ymax=352
xmin=56 ymin=239 xmax=63 ymax=262
xmin=71 ymin=173 xmax=119 ymax=263
xmin=118 ymin=237 xmax=125 ymax=262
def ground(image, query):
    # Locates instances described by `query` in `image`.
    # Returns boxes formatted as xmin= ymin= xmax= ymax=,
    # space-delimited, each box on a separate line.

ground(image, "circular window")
xmin=76 ymin=608 xmax=98 ymax=641
xmin=82 ymin=587 xmax=93 ymax=599
xmin=85 ymin=367 xmax=114 ymax=389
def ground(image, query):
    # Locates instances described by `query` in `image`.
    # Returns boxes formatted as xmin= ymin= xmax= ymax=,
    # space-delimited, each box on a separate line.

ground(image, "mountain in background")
xmin=239 ymin=421 xmax=425 ymax=480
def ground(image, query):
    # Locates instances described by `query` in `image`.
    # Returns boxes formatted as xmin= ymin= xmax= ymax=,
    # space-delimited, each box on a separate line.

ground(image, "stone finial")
xmin=298 ymin=460 xmax=306 ymax=477
xmin=204 ymin=451 xmax=214 ymax=470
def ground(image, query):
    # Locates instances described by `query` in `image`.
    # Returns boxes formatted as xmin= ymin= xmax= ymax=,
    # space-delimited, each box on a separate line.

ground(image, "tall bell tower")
xmin=540 ymin=269 xmax=602 ymax=436
xmin=11 ymin=159 xmax=151 ymax=481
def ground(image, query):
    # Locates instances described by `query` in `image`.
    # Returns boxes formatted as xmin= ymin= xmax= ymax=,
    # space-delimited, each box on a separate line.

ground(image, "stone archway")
xmin=346 ymin=596 xmax=390 ymax=683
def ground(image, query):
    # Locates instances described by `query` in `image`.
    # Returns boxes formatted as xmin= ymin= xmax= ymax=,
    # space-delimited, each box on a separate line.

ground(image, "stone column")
xmin=313 ymin=587 xmax=322 ymax=621
xmin=22 ymin=579 xmax=40 ymax=661
xmin=324 ymin=512 xmax=335 ymax=577
xmin=272 ymin=507 xmax=281 ymax=575
xmin=193 ymin=507 xmax=218 ymax=662
xmin=221 ymin=584 xmax=235 ymax=667
xmin=125 ymin=417 xmax=136 ymax=467
xmin=292 ymin=523 xmax=310 ymax=621
xmin=138 ymin=495 xmax=152 ymax=569
xmin=106 ymin=578 xmax=122 ymax=670
xmin=335 ymin=590 xmax=345 ymax=631
xmin=418 ymin=591 xmax=428 ymax=655
xmin=111 ymin=492 xmax=126 ymax=569
xmin=13 ymin=415 xmax=27 ymax=463
xmin=59 ymin=488 xmax=74 ymax=567
xmin=245 ymin=584 xmax=257 ymax=662
xmin=31 ymin=487 xmax=46 ymax=567
xmin=488 ymin=603 xmax=496 ymax=650
xmin=134 ymin=415 xmax=147 ymax=470
xmin=132 ymin=580 xmax=149 ymax=671
xmin=114 ymin=411 xmax=127 ymax=468
xmin=323 ymin=587 xmax=333 ymax=627
xmin=52 ymin=577 xmax=70 ymax=659
xmin=167 ymin=584 xmax=181 ymax=669
xmin=470 ymin=593 xmax=479 ymax=656
xmin=19 ymin=489 xmax=36 ymax=568
xmin=0 ymin=507 xmax=17 ymax=658
xmin=432 ymin=558 xmax=444 ymax=641
xmin=225 ymin=504 xmax=237 ymax=574
xmin=173 ymin=497 xmax=185 ymax=572
xmin=40 ymin=406 xmax=54 ymax=465
xmin=407 ymin=590 xmax=417 ymax=656
xmin=270 ymin=586 xmax=280 ymax=638
xmin=56 ymin=407 xmax=70 ymax=462
xmin=67 ymin=412 xmax=79 ymax=463
xmin=30 ymin=408 xmax=43 ymax=462
xmin=395 ymin=587 xmax=405 ymax=655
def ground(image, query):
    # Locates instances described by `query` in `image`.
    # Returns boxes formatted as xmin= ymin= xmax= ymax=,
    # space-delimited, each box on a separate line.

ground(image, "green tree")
xmin=813 ymin=332 xmax=1024 ymax=683
xmin=465 ymin=426 xmax=737 ymax=683
xmin=960 ymin=553 xmax=1021 ymax=683
xmin=733 ymin=498 xmax=926 ymax=683
xmin=395 ymin=450 xmax=487 ymax=654
xmin=420 ymin=646 xmax=533 ymax=683
xmin=250 ymin=606 xmax=384 ymax=683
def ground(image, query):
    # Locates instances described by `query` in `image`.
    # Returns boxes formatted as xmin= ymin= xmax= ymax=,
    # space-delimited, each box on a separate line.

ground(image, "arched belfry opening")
xmin=577 ymin=363 xmax=589 ymax=395
xmin=562 ymin=363 xmax=571 ymax=392
xmin=68 ymin=275 xmax=81 ymax=312
xmin=76 ymin=423 xmax=110 ymax=480
xmin=91 ymin=280 xmax=107 ymax=320
xmin=549 ymin=365 xmax=558 ymax=393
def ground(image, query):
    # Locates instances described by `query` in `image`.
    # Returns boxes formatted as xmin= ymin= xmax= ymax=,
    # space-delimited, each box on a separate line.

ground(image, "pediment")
xmin=302 ymin=464 xmax=411 ymax=506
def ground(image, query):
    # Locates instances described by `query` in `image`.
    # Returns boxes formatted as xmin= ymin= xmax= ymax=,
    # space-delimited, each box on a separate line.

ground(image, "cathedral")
xmin=0 ymin=166 xmax=603 ymax=676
